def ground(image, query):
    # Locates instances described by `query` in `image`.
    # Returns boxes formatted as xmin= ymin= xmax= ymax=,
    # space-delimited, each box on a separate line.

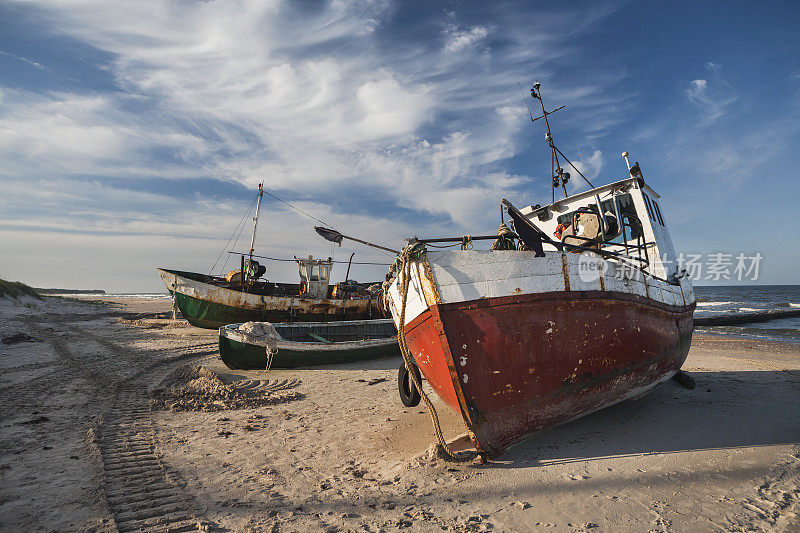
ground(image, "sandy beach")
xmin=1 ymin=294 xmax=798 ymax=532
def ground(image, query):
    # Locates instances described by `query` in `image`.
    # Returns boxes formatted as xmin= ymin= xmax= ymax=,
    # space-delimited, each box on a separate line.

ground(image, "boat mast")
xmin=528 ymin=82 xmax=594 ymax=201
xmin=531 ymin=83 xmax=568 ymax=200
xmin=248 ymin=183 xmax=264 ymax=267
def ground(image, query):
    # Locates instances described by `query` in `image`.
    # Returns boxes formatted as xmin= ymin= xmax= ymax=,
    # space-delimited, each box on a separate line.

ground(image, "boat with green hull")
xmin=218 ymin=319 xmax=399 ymax=369
xmin=157 ymin=184 xmax=382 ymax=329
xmin=158 ymin=267 xmax=381 ymax=329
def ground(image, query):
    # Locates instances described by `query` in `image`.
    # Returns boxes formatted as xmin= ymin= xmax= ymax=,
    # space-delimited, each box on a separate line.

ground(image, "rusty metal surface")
xmin=403 ymin=289 xmax=695 ymax=455
xmin=159 ymin=268 xmax=380 ymax=329
xmin=403 ymin=311 xmax=462 ymax=413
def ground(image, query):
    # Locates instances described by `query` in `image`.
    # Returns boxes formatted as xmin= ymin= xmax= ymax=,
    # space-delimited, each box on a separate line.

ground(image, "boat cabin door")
xmin=296 ymin=256 xmax=333 ymax=299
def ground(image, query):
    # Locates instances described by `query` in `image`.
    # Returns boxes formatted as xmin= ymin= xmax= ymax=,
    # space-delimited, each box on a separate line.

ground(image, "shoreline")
xmin=62 ymin=292 xmax=800 ymax=345
xmin=1 ymin=294 xmax=798 ymax=531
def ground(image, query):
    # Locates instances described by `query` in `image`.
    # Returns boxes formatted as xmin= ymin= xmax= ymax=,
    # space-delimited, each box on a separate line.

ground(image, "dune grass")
xmin=0 ymin=279 xmax=41 ymax=299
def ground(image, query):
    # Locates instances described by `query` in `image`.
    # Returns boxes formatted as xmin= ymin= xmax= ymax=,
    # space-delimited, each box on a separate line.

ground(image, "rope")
xmin=265 ymin=343 xmax=277 ymax=371
xmin=490 ymin=223 xmax=517 ymax=251
xmin=395 ymin=243 xmax=476 ymax=462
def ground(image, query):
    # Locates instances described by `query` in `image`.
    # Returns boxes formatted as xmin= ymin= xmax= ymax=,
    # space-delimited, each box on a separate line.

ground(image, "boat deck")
xmin=273 ymin=319 xmax=396 ymax=343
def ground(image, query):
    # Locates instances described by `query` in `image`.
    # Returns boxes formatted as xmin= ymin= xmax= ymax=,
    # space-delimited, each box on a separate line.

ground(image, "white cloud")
xmin=0 ymin=1 xmax=637 ymax=288
xmin=355 ymin=76 xmax=433 ymax=139
xmin=0 ymin=50 xmax=49 ymax=72
xmin=561 ymin=149 xmax=603 ymax=195
xmin=685 ymin=63 xmax=737 ymax=124
xmin=443 ymin=24 xmax=491 ymax=53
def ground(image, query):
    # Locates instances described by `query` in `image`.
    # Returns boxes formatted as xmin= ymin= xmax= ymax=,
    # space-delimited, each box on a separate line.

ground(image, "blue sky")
xmin=0 ymin=0 xmax=798 ymax=292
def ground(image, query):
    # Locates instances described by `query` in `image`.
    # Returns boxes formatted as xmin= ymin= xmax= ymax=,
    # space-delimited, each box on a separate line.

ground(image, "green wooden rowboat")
xmin=218 ymin=319 xmax=399 ymax=369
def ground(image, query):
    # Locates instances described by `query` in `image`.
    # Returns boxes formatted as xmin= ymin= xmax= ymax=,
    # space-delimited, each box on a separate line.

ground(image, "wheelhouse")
xmin=296 ymin=255 xmax=333 ymax=299
xmin=519 ymin=176 xmax=679 ymax=282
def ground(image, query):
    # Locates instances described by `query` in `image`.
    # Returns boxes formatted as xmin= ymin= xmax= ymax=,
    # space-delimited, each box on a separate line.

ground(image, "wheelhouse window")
xmin=642 ymin=193 xmax=655 ymax=222
xmin=555 ymin=193 xmax=642 ymax=241
xmin=652 ymin=200 xmax=665 ymax=226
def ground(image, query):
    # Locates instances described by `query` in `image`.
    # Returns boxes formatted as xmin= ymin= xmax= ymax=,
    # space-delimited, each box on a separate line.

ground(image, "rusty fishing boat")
xmin=158 ymin=184 xmax=381 ymax=329
xmin=317 ymin=83 xmax=696 ymax=457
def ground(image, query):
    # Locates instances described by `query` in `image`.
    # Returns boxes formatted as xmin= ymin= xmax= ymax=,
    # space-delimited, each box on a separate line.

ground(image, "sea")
xmin=87 ymin=286 xmax=800 ymax=344
xmin=694 ymin=285 xmax=800 ymax=344
xmin=81 ymin=292 xmax=172 ymax=300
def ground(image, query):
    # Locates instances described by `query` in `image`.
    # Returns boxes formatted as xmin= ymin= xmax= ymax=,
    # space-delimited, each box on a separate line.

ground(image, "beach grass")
xmin=0 ymin=278 xmax=41 ymax=299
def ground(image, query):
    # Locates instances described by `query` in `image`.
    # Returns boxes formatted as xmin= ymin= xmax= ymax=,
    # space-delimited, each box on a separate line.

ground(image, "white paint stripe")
xmin=386 ymin=251 xmax=695 ymax=331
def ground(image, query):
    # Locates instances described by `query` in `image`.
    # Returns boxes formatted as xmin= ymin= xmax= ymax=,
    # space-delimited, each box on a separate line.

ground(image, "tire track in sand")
xmin=32 ymin=324 xmax=218 ymax=531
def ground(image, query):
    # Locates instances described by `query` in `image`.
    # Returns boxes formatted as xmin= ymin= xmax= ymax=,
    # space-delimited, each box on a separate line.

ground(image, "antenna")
xmin=621 ymin=151 xmax=632 ymax=170
xmin=531 ymin=82 xmax=568 ymax=199
xmin=528 ymin=82 xmax=594 ymax=199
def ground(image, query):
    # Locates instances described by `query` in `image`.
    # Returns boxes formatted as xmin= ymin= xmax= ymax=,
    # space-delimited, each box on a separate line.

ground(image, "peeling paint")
xmin=388 ymin=250 xmax=696 ymax=455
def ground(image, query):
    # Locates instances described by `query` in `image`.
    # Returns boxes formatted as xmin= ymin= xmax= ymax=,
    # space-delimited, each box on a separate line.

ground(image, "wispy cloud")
xmin=0 ymin=0 xmax=643 ymax=289
xmin=1 ymin=1 xmax=627 ymax=225
xmin=685 ymin=62 xmax=737 ymax=124
xmin=0 ymin=50 xmax=49 ymax=71
xmin=443 ymin=24 xmax=491 ymax=53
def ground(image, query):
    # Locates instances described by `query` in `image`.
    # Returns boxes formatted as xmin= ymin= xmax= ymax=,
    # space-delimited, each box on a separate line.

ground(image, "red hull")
xmin=403 ymin=290 xmax=695 ymax=455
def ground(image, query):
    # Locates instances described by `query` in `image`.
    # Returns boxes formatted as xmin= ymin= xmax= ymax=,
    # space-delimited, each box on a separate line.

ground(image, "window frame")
xmin=642 ymin=193 xmax=655 ymax=222
xmin=652 ymin=200 xmax=665 ymax=226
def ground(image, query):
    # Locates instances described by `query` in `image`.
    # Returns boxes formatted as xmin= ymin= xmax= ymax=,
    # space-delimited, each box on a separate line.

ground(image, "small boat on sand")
xmin=218 ymin=319 xmax=399 ymax=369
xmin=158 ymin=184 xmax=381 ymax=329
xmin=159 ymin=260 xmax=381 ymax=329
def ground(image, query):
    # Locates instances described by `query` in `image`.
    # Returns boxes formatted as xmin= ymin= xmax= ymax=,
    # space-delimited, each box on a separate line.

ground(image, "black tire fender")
xmin=398 ymin=363 xmax=422 ymax=407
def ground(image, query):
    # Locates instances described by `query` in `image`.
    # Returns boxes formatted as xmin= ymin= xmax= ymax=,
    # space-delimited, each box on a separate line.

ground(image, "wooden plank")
xmin=308 ymin=332 xmax=332 ymax=343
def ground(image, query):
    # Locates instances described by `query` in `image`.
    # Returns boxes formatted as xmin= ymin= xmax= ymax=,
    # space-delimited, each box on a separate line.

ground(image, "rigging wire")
xmin=425 ymin=241 xmax=464 ymax=249
xmin=208 ymin=192 xmax=258 ymax=275
xmin=219 ymin=203 xmax=256 ymax=275
xmin=262 ymin=188 xmax=403 ymax=257
xmin=261 ymin=188 xmax=337 ymax=230
xmin=572 ymin=128 xmax=586 ymax=168
xmin=225 ymin=251 xmax=390 ymax=266
xmin=517 ymin=82 xmax=535 ymax=122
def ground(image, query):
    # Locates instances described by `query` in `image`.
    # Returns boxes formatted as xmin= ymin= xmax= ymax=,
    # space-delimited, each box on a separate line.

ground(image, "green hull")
xmin=173 ymin=291 xmax=267 ymax=329
xmin=218 ymin=335 xmax=400 ymax=369
xmin=171 ymin=290 xmax=379 ymax=330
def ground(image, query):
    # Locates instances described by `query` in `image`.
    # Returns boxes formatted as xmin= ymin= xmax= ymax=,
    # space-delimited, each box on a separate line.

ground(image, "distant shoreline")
xmin=35 ymin=288 xmax=106 ymax=294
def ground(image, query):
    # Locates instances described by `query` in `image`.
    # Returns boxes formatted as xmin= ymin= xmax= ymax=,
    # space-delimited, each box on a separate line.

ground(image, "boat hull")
xmin=218 ymin=320 xmax=400 ymax=369
xmin=218 ymin=335 xmax=400 ymax=369
xmin=158 ymin=268 xmax=380 ymax=329
xmin=386 ymin=250 xmax=696 ymax=455
xmin=404 ymin=290 xmax=694 ymax=455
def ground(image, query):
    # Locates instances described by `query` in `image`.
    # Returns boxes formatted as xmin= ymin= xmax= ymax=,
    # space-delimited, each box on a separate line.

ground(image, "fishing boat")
xmin=317 ymin=83 xmax=696 ymax=457
xmin=218 ymin=319 xmax=399 ymax=369
xmin=157 ymin=184 xmax=382 ymax=329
